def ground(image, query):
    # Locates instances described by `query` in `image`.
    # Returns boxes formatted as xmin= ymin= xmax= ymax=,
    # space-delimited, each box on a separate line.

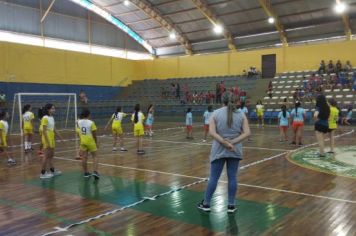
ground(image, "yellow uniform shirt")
xmin=112 ymin=112 xmax=126 ymax=135
xmin=131 ymin=112 xmax=145 ymax=137
xmin=41 ymin=115 xmax=55 ymax=148
xmin=328 ymin=106 xmax=339 ymax=130
xmin=256 ymin=104 xmax=264 ymax=116
xmin=0 ymin=120 xmax=9 ymax=147
xmin=22 ymin=111 xmax=34 ymax=133
xmin=77 ymin=119 xmax=97 ymax=152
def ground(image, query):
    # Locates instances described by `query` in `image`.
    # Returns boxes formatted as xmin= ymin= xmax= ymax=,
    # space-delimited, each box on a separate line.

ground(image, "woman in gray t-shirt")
xmin=197 ymin=93 xmax=251 ymax=213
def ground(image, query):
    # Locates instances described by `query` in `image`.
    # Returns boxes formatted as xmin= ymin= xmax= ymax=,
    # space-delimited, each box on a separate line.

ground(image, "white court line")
xmin=54 ymin=156 xmax=356 ymax=204
xmin=116 ymin=137 xmax=290 ymax=152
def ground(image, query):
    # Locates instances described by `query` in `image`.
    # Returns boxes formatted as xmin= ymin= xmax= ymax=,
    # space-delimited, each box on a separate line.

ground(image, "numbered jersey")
xmin=112 ymin=112 xmax=126 ymax=123
xmin=22 ymin=111 xmax=34 ymax=130
xmin=77 ymin=119 xmax=97 ymax=143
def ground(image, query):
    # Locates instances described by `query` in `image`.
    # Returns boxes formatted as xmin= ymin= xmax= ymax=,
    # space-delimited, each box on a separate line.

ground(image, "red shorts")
xmin=292 ymin=121 xmax=304 ymax=130
xmin=279 ymin=126 xmax=288 ymax=132
xmin=204 ymin=124 xmax=209 ymax=131
xmin=145 ymin=125 xmax=152 ymax=129
xmin=186 ymin=125 xmax=192 ymax=131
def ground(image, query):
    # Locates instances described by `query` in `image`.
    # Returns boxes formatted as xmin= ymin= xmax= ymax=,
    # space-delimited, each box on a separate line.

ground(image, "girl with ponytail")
xmin=290 ymin=101 xmax=306 ymax=146
xmin=131 ymin=104 xmax=145 ymax=155
xmin=197 ymin=92 xmax=251 ymax=213
xmin=278 ymin=105 xmax=290 ymax=142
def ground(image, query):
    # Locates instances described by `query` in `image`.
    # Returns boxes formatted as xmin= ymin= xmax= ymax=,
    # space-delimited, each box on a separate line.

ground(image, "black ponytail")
xmin=134 ymin=104 xmax=140 ymax=123
xmin=22 ymin=104 xmax=31 ymax=114
xmin=282 ymin=105 xmax=287 ymax=118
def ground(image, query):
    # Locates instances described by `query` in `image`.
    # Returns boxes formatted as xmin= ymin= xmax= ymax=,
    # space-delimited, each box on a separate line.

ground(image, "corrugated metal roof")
xmin=6 ymin=0 xmax=356 ymax=56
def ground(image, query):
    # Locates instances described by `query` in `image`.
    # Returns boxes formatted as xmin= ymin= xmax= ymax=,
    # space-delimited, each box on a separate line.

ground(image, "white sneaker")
xmin=52 ymin=170 xmax=62 ymax=176
xmin=7 ymin=159 xmax=16 ymax=165
xmin=120 ymin=147 xmax=128 ymax=152
xmin=112 ymin=147 xmax=117 ymax=152
xmin=202 ymin=139 xmax=207 ymax=143
xmin=40 ymin=172 xmax=54 ymax=179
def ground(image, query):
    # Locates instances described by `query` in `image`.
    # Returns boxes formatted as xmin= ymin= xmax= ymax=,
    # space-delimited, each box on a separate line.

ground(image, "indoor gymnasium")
xmin=1 ymin=0 xmax=356 ymax=235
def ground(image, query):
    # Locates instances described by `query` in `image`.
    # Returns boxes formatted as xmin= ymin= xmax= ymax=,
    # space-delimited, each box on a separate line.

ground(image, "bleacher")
xmin=118 ymin=75 xmax=260 ymax=105
xmin=258 ymin=69 xmax=356 ymax=124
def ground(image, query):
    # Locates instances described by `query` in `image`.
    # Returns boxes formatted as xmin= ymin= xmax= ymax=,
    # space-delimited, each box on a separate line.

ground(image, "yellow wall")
xmin=1 ymin=40 xmax=356 ymax=86
xmin=0 ymin=42 xmax=137 ymax=86
xmin=137 ymin=40 xmax=356 ymax=80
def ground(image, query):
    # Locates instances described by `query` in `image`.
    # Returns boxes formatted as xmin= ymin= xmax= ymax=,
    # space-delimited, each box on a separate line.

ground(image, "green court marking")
xmin=289 ymin=146 xmax=356 ymax=178
xmin=27 ymin=172 xmax=292 ymax=235
xmin=0 ymin=198 xmax=111 ymax=236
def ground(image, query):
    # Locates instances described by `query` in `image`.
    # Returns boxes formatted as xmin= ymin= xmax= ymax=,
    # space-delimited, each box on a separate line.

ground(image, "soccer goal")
xmin=10 ymin=93 xmax=78 ymax=150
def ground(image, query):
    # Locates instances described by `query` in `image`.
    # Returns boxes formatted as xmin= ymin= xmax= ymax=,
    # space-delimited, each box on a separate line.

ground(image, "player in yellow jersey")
xmin=105 ymin=106 xmax=128 ymax=152
xmin=0 ymin=110 xmax=16 ymax=165
xmin=327 ymin=99 xmax=339 ymax=154
xmin=22 ymin=104 xmax=35 ymax=152
xmin=40 ymin=104 xmax=63 ymax=179
xmin=131 ymin=104 xmax=145 ymax=155
xmin=37 ymin=107 xmax=45 ymax=157
xmin=77 ymin=108 xmax=100 ymax=180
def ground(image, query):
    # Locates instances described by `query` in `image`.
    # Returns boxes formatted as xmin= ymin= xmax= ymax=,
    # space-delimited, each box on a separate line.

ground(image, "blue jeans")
xmin=204 ymin=158 xmax=240 ymax=206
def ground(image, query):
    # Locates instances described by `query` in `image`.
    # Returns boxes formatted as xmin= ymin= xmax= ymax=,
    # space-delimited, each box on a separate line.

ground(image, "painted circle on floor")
xmin=288 ymin=146 xmax=356 ymax=178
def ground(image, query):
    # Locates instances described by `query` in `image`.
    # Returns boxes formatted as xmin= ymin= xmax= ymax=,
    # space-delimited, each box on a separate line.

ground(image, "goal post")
xmin=10 ymin=93 xmax=78 ymax=152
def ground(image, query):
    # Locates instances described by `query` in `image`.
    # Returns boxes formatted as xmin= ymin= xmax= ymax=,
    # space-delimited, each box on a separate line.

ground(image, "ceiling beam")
xmin=41 ymin=0 xmax=56 ymax=22
xmin=258 ymin=0 xmax=288 ymax=46
xmin=190 ymin=0 xmax=236 ymax=50
xmin=129 ymin=0 xmax=193 ymax=55
xmin=335 ymin=0 xmax=352 ymax=40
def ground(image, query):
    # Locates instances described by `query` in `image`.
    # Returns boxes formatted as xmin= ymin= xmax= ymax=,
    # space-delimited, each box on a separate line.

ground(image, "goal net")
xmin=10 ymin=93 xmax=78 ymax=149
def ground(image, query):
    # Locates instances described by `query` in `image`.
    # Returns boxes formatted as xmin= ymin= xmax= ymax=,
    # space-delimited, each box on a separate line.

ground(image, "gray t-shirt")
xmin=210 ymin=106 xmax=245 ymax=162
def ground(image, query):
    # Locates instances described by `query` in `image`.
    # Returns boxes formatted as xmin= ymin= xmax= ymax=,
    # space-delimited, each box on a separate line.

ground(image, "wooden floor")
xmin=1 ymin=122 xmax=356 ymax=236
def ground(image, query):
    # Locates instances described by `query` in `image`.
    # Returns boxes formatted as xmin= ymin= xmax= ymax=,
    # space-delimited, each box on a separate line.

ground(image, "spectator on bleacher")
xmin=233 ymin=86 xmax=239 ymax=97
xmin=176 ymin=83 xmax=181 ymax=100
xmin=192 ymin=91 xmax=198 ymax=104
xmin=352 ymin=72 xmax=356 ymax=92
xmin=344 ymin=61 xmax=352 ymax=72
xmin=0 ymin=91 xmax=6 ymax=108
xmin=293 ymin=89 xmax=299 ymax=102
xmin=305 ymin=88 xmax=314 ymax=102
xmin=282 ymin=97 xmax=287 ymax=109
xmin=198 ymin=92 xmax=205 ymax=104
xmin=299 ymin=89 xmax=305 ymax=101
xmin=327 ymin=60 xmax=335 ymax=74
xmin=240 ymin=90 xmax=247 ymax=102
xmin=79 ymin=90 xmax=88 ymax=105
xmin=267 ymin=88 xmax=273 ymax=99
xmin=248 ymin=67 xmax=258 ymax=77
xmin=336 ymin=60 xmax=342 ymax=74
xmin=318 ymin=60 xmax=326 ymax=74
xmin=215 ymin=83 xmax=222 ymax=104
xmin=171 ymin=83 xmax=176 ymax=98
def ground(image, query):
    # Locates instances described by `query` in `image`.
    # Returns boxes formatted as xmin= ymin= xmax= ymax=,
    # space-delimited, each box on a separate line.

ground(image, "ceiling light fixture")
xmin=169 ymin=32 xmax=176 ymax=40
xmin=334 ymin=2 xmax=347 ymax=14
xmin=268 ymin=17 xmax=275 ymax=24
xmin=213 ymin=24 xmax=223 ymax=34
xmin=124 ymin=0 xmax=130 ymax=6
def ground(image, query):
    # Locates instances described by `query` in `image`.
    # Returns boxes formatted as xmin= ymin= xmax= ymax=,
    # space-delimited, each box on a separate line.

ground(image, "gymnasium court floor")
xmin=1 ymin=123 xmax=356 ymax=236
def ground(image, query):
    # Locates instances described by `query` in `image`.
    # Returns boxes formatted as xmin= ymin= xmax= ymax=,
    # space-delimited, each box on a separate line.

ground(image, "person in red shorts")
xmin=290 ymin=101 xmax=306 ymax=146
xmin=278 ymin=105 xmax=290 ymax=143
xmin=202 ymin=105 xmax=213 ymax=142
xmin=186 ymin=108 xmax=193 ymax=139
